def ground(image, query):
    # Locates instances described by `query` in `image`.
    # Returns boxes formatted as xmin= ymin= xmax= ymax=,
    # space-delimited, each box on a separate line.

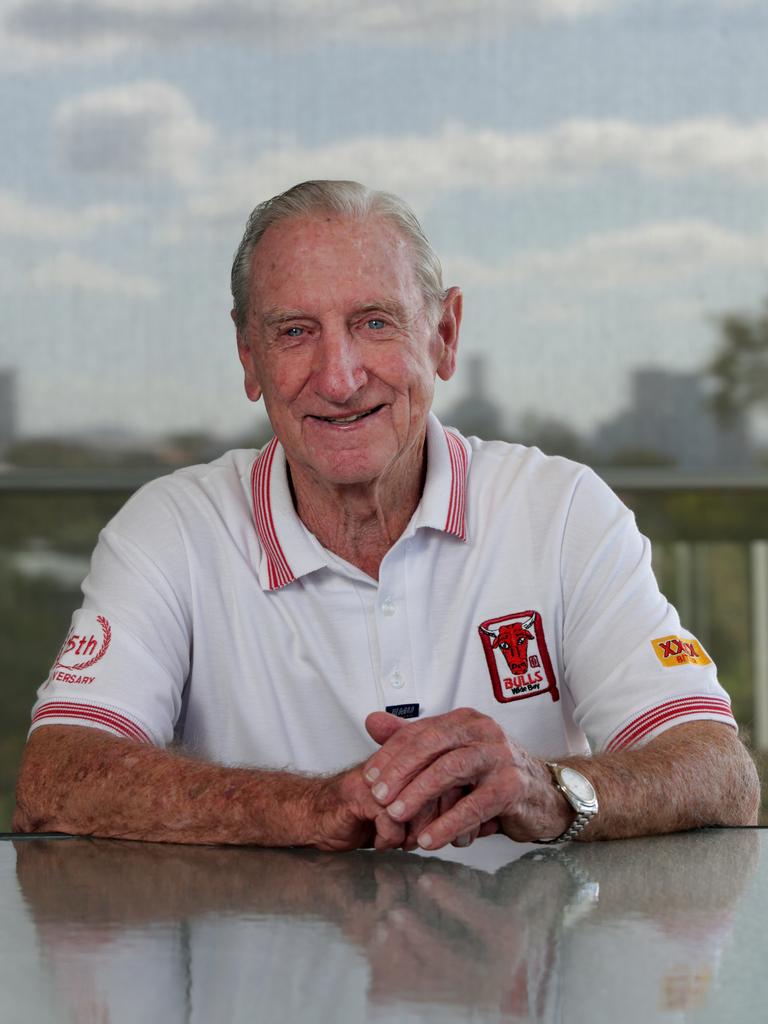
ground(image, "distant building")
xmin=0 ymin=369 xmax=16 ymax=456
xmin=443 ymin=353 xmax=505 ymax=441
xmin=592 ymin=367 xmax=754 ymax=469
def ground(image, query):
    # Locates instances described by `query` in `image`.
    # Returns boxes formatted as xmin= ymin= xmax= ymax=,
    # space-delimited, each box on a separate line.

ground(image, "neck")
xmin=288 ymin=440 xmax=427 ymax=580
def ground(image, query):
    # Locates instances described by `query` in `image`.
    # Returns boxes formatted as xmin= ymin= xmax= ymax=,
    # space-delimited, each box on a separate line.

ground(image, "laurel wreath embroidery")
xmin=59 ymin=616 xmax=113 ymax=671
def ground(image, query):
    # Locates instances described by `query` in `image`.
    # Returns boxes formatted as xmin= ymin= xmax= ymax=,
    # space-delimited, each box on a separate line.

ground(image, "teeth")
xmin=321 ymin=409 xmax=371 ymax=424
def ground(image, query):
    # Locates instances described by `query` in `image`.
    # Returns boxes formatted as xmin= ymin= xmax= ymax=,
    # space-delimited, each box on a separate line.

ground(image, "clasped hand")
xmin=360 ymin=708 xmax=566 ymax=851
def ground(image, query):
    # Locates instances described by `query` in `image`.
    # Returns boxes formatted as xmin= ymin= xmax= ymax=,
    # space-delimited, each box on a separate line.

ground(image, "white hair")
xmin=230 ymin=179 xmax=445 ymax=329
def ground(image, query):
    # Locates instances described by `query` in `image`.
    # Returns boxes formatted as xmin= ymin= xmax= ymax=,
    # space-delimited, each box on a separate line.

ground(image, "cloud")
xmin=29 ymin=250 xmax=161 ymax=296
xmin=446 ymin=221 xmax=768 ymax=290
xmin=0 ymin=0 xmax=762 ymax=68
xmin=0 ymin=0 xmax=623 ymax=67
xmin=55 ymin=80 xmax=214 ymax=184
xmin=159 ymin=117 xmax=768 ymax=239
xmin=0 ymin=189 xmax=137 ymax=240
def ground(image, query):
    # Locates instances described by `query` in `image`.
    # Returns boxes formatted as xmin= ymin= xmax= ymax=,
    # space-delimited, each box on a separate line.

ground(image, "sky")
xmin=1 ymin=0 xmax=767 ymax=443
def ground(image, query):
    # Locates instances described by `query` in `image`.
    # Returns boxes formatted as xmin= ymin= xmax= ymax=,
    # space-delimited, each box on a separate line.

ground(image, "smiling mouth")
xmin=311 ymin=405 xmax=384 ymax=425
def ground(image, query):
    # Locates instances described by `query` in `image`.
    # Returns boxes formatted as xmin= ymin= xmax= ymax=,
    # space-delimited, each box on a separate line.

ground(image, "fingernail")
xmin=418 ymin=832 xmax=433 ymax=849
xmin=455 ymin=834 xmax=471 ymax=848
xmin=365 ymin=767 xmax=380 ymax=783
xmin=372 ymin=782 xmax=389 ymax=801
xmin=388 ymin=800 xmax=405 ymax=819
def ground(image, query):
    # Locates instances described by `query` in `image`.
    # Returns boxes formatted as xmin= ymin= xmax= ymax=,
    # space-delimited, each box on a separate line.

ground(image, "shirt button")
xmin=390 ymin=669 xmax=405 ymax=689
xmin=381 ymin=596 xmax=396 ymax=617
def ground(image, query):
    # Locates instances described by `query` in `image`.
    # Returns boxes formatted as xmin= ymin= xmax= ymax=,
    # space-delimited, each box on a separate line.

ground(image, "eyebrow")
xmin=261 ymin=308 xmax=309 ymax=329
xmin=261 ymin=300 xmax=413 ymax=329
xmin=354 ymin=301 xmax=410 ymax=322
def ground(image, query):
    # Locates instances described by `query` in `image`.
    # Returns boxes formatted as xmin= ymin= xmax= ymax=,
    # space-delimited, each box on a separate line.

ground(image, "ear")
xmin=435 ymin=286 xmax=462 ymax=382
xmin=232 ymin=308 xmax=262 ymax=403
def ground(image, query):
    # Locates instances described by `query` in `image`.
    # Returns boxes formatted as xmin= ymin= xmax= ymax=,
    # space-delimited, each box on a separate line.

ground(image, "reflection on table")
xmin=5 ymin=828 xmax=763 ymax=1023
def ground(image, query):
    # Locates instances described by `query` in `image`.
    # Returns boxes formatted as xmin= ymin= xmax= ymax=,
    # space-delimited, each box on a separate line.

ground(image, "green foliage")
xmin=0 ymin=493 xmax=126 ymax=553
xmin=709 ymin=298 xmax=768 ymax=421
xmin=623 ymin=489 xmax=768 ymax=542
xmin=6 ymin=439 xmax=166 ymax=469
xmin=517 ymin=413 xmax=594 ymax=463
xmin=607 ymin=448 xmax=676 ymax=468
xmin=0 ymin=559 xmax=83 ymax=829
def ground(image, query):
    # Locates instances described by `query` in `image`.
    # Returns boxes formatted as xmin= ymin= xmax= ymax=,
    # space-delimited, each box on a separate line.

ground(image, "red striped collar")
xmin=250 ymin=438 xmax=297 ymax=590
xmin=408 ymin=413 xmax=471 ymax=541
xmin=250 ymin=415 xmax=471 ymax=591
xmin=442 ymin=427 xmax=470 ymax=540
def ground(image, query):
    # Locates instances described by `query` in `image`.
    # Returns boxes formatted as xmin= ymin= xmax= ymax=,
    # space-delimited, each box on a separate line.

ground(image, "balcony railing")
xmin=2 ymin=466 xmax=768 ymax=746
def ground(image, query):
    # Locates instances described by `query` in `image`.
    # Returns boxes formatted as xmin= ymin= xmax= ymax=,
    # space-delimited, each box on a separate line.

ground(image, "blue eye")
xmin=366 ymin=319 xmax=386 ymax=330
xmin=284 ymin=326 xmax=304 ymax=337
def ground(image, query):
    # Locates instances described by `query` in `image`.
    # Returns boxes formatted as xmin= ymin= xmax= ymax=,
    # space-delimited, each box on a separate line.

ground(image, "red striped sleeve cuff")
xmin=31 ymin=701 xmax=153 ymax=745
xmin=605 ymin=695 xmax=736 ymax=752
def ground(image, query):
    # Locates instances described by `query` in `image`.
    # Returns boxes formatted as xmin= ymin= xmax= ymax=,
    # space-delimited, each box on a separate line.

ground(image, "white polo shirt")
xmin=31 ymin=414 xmax=735 ymax=771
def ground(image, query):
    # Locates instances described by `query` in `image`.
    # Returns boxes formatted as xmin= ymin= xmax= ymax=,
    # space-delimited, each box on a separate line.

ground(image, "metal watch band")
xmin=533 ymin=810 xmax=592 ymax=845
xmin=533 ymin=763 xmax=598 ymax=844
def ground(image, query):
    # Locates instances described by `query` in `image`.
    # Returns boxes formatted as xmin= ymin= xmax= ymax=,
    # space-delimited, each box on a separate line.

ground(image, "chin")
xmin=311 ymin=453 xmax=390 ymax=487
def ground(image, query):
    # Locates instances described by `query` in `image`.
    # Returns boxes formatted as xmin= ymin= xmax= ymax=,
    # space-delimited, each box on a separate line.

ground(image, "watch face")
xmin=560 ymin=767 xmax=596 ymax=803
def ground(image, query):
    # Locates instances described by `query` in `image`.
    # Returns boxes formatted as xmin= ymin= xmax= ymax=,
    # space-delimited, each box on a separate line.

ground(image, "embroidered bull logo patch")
xmin=478 ymin=610 xmax=560 ymax=704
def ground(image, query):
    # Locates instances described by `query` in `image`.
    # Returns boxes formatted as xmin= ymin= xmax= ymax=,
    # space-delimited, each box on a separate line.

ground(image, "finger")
xmin=383 ymin=746 xmax=491 ymax=823
xmin=439 ymin=786 xmax=465 ymax=815
xmin=438 ymin=788 xmax=476 ymax=848
xmin=400 ymin=798 xmax=441 ymax=852
xmin=451 ymin=829 xmax=479 ymax=848
xmin=365 ymin=711 xmax=409 ymax=747
xmin=373 ymin=810 xmax=407 ymax=851
xmin=416 ymin=784 xmax=507 ymax=851
xmin=364 ymin=713 xmax=484 ymax=802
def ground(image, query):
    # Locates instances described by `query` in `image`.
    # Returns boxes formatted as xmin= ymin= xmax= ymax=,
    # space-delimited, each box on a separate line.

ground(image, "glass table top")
xmin=1 ymin=829 xmax=765 ymax=1023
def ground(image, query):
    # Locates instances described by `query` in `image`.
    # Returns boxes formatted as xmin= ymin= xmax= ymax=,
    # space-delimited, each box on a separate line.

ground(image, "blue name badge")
xmin=385 ymin=703 xmax=420 ymax=720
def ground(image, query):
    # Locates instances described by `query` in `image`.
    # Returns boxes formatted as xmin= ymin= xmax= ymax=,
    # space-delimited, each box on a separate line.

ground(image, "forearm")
xmin=565 ymin=722 xmax=760 ymax=841
xmin=13 ymin=725 xmax=328 ymax=847
xmin=361 ymin=712 xmax=760 ymax=849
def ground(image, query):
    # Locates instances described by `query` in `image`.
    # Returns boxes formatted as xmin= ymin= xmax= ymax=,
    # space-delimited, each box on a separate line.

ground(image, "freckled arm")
xmin=12 ymin=724 xmax=406 ymax=851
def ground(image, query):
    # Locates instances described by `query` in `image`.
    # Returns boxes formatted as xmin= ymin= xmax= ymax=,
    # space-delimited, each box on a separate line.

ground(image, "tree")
xmin=517 ymin=412 xmax=593 ymax=463
xmin=709 ymin=297 xmax=768 ymax=422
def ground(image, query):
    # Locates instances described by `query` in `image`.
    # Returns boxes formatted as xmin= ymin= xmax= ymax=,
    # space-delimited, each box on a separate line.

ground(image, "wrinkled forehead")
xmin=247 ymin=213 xmax=422 ymax=313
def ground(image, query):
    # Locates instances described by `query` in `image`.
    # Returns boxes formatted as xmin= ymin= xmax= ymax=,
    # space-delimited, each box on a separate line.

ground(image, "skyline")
xmin=0 ymin=356 xmax=755 ymax=479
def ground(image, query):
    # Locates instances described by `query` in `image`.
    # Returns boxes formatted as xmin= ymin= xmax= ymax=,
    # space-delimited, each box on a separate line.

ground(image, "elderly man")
xmin=14 ymin=181 xmax=759 ymax=850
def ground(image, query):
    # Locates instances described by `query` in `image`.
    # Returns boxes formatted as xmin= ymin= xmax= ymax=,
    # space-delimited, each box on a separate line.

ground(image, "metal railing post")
xmin=673 ymin=541 xmax=694 ymax=632
xmin=750 ymin=541 xmax=768 ymax=751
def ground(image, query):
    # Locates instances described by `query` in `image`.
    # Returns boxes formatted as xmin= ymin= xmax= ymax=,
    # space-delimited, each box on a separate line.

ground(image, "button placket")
xmin=389 ymin=668 xmax=405 ymax=689
xmin=377 ymin=550 xmax=414 ymax=701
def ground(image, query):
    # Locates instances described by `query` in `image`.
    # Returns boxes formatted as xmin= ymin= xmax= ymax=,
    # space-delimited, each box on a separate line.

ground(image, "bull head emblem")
xmin=479 ymin=614 xmax=536 ymax=676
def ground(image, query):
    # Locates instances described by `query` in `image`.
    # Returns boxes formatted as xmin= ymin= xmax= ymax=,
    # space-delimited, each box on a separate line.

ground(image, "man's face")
xmin=235 ymin=214 xmax=461 ymax=489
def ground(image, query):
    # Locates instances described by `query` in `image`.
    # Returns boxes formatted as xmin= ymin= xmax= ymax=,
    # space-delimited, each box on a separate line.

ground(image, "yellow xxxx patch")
xmin=651 ymin=635 xmax=711 ymax=667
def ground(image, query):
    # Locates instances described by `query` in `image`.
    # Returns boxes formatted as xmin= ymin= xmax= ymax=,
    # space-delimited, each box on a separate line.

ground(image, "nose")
xmin=312 ymin=326 xmax=367 ymax=404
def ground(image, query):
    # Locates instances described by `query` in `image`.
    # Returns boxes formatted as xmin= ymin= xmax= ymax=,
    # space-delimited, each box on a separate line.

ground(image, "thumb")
xmin=365 ymin=710 xmax=408 ymax=746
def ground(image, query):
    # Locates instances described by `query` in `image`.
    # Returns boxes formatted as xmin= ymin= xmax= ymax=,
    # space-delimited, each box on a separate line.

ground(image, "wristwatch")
xmin=534 ymin=763 xmax=599 ymax=844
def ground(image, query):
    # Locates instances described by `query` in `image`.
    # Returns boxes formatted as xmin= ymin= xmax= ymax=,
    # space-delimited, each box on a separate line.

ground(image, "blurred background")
xmin=1 ymin=0 xmax=767 ymax=827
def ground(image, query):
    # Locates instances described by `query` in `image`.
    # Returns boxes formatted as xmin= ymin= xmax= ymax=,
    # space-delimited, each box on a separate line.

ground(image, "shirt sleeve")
xmin=560 ymin=468 xmax=736 ymax=752
xmin=30 ymin=481 xmax=192 ymax=747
